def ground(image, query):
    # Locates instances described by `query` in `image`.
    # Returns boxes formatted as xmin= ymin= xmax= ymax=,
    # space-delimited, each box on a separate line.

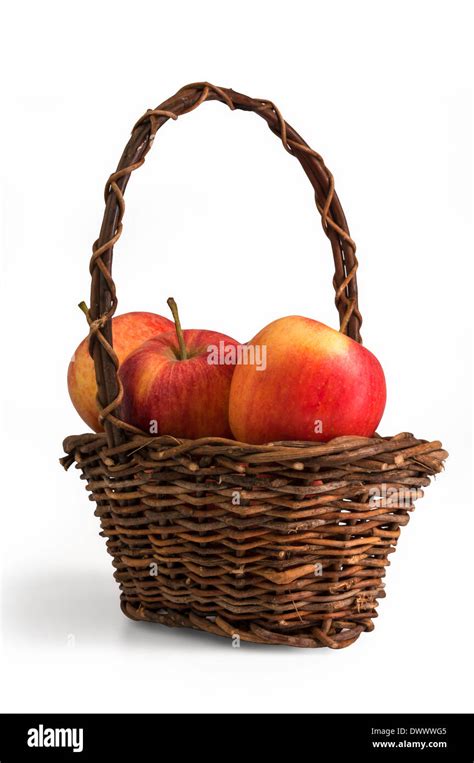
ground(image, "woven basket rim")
xmin=62 ymin=430 xmax=448 ymax=474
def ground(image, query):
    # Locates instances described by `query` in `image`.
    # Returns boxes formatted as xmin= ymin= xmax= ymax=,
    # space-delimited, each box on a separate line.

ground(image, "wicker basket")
xmin=62 ymin=82 xmax=447 ymax=649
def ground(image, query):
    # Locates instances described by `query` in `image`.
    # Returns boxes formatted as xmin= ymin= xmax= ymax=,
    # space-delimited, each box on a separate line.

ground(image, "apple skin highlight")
xmin=229 ymin=315 xmax=386 ymax=444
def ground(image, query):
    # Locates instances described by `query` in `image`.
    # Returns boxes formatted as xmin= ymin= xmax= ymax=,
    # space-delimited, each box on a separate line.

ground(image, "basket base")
xmin=120 ymin=598 xmax=373 ymax=649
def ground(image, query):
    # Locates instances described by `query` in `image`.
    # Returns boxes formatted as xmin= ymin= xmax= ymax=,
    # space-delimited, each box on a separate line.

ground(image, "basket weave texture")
xmin=62 ymin=82 xmax=447 ymax=648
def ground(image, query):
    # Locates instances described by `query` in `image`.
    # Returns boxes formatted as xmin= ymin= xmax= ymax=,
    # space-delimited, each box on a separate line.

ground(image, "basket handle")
xmin=88 ymin=82 xmax=362 ymax=447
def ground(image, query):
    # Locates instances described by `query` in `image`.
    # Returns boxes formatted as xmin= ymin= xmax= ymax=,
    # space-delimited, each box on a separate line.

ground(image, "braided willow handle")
xmin=88 ymin=82 xmax=362 ymax=447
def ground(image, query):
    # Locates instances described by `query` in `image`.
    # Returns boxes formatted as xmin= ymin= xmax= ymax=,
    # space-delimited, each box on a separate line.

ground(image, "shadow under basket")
xmin=62 ymin=82 xmax=447 ymax=649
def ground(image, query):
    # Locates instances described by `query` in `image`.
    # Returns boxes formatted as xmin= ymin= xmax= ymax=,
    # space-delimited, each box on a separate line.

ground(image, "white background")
xmin=0 ymin=0 xmax=472 ymax=714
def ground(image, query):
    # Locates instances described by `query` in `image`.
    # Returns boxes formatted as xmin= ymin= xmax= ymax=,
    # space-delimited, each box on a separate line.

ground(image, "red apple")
xmin=229 ymin=316 xmax=386 ymax=444
xmin=119 ymin=299 xmax=239 ymax=439
xmin=68 ymin=311 xmax=173 ymax=432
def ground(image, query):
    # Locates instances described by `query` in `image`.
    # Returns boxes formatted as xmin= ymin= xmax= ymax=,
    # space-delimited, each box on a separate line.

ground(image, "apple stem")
xmin=78 ymin=301 xmax=90 ymax=320
xmin=167 ymin=297 xmax=187 ymax=360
